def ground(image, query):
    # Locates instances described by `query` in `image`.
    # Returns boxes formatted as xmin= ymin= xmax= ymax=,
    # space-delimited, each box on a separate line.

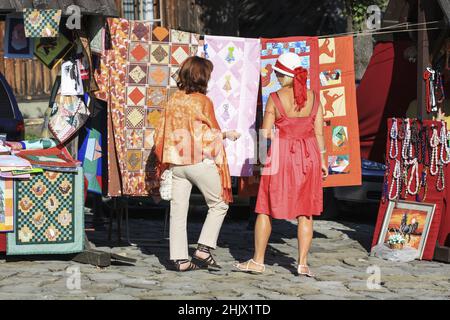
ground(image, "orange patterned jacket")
xmin=154 ymin=90 xmax=233 ymax=203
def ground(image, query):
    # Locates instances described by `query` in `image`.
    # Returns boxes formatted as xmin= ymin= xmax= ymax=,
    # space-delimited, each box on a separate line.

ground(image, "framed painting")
xmin=377 ymin=201 xmax=436 ymax=260
xmin=4 ymin=15 xmax=34 ymax=59
xmin=34 ymin=34 xmax=73 ymax=69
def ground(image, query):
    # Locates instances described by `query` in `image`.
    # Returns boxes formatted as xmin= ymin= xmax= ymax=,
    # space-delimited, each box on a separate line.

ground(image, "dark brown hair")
xmin=177 ymin=56 xmax=213 ymax=94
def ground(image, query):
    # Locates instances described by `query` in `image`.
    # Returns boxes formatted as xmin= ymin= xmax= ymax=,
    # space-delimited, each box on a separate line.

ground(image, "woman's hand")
xmin=321 ymin=162 xmax=329 ymax=179
xmin=224 ymin=130 xmax=242 ymax=141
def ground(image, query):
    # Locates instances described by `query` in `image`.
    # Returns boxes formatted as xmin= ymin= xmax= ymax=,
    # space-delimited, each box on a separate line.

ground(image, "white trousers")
xmin=169 ymin=161 xmax=229 ymax=260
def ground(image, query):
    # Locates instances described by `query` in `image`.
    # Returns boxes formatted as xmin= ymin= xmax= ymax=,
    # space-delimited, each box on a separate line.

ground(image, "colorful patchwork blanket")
xmin=7 ymin=167 xmax=84 ymax=255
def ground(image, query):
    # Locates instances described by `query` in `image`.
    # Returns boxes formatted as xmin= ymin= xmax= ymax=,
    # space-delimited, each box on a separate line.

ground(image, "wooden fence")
xmin=0 ymin=22 xmax=58 ymax=102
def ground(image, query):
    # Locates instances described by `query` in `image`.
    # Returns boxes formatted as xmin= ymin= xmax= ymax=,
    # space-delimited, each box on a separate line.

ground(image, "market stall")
xmin=0 ymin=2 xmax=138 ymax=266
xmin=369 ymin=0 xmax=450 ymax=262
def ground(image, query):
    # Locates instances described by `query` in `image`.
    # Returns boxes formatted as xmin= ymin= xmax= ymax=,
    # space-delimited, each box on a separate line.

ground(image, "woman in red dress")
xmin=236 ymin=52 xmax=328 ymax=277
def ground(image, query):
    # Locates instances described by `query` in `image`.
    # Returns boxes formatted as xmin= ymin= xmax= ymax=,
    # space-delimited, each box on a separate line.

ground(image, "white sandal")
xmin=234 ymin=259 xmax=266 ymax=274
xmin=297 ymin=264 xmax=315 ymax=278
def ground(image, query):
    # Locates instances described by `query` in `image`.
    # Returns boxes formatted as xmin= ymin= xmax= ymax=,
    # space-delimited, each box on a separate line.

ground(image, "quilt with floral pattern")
xmin=6 ymin=167 xmax=84 ymax=255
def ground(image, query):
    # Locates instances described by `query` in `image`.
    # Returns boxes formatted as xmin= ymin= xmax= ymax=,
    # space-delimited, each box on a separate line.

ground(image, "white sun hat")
xmin=272 ymin=52 xmax=302 ymax=78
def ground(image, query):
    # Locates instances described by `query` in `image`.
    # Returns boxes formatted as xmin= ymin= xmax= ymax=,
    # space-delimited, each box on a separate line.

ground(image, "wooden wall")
xmin=160 ymin=0 xmax=239 ymax=35
xmin=0 ymin=22 xmax=59 ymax=102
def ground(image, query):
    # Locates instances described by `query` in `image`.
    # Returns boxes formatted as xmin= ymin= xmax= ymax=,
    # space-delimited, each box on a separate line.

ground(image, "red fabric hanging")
xmin=358 ymin=41 xmax=417 ymax=163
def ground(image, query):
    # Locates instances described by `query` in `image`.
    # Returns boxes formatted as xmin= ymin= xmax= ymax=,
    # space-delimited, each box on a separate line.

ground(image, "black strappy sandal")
xmin=173 ymin=259 xmax=200 ymax=272
xmin=192 ymin=244 xmax=221 ymax=269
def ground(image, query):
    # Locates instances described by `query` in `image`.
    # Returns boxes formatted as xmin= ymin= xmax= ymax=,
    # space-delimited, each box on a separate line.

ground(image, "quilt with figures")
xmin=7 ymin=168 xmax=84 ymax=255
xmin=260 ymin=37 xmax=320 ymax=112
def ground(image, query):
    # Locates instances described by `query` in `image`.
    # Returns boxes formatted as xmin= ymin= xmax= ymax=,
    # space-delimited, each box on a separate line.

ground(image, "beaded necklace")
xmin=389 ymin=159 xmax=402 ymax=201
xmin=382 ymin=161 xmax=390 ymax=203
xmin=440 ymin=121 xmax=450 ymax=164
xmin=402 ymin=119 xmax=412 ymax=161
xmin=389 ymin=118 xmax=399 ymax=159
xmin=411 ymin=120 xmax=420 ymax=160
xmin=416 ymin=166 xmax=428 ymax=202
xmin=420 ymin=126 xmax=427 ymax=165
xmin=437 ymin=162 xmax=446 ymax=192
xmin=406 ymin=158 xmax=419 ymax=195
xmin=398 ymin=119 xmax=405 ymax=140
xmin=430 ymin=126 xmax=440 ymax=176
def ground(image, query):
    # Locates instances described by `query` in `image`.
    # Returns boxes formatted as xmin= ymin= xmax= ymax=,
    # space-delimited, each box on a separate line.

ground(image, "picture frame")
xmin=377 ymin=200 xmax=436 ymax=260
xmin=34 ymin=34 xmax=73 ymax=69
xmin=3 ymin=14 xmax=34 ymax=59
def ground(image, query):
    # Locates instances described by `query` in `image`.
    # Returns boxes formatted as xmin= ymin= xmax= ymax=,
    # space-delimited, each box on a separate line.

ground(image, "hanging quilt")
xmin=23 ymin=9 xmax=62 ymax=38
xmin=318 ymin=36 xmax=361 ymax=188
xmin=78 ymin=128 xmax=103 ymax=194
xmin=89 ymin=17 xmax=106 ymax=55
xmin=48 ymin=94 xmax=90 ymax=144
xmin=7 ymin=167 xmax=84 ymax=255
xmin=103 ymin=18 xmax=129 ymax=197
xmin=4 ymin=14 xmax=34 ymax=59
xmin=107 ymin=20 xmax=200 ymax=196
xmin=0 ymin=179 xmax=14 ymax=233
xmin=198 ymin=36 xmax=260 ymax=177
xmin=34 ymin=34 xmax=73 ymax=69
xmin=260 ymin=37 xmax=320 ymax=111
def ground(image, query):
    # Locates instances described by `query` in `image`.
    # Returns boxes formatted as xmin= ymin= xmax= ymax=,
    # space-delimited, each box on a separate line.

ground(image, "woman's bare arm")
xmin=261 ymin=96 xmax=277 ymax=139
xmin=314 ymin=102 xmax=327 ymax=173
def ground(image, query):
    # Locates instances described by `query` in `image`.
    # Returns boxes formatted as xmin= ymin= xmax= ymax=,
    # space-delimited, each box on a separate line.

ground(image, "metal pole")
xmin=417 ymin=0 xmax=430 ymax=120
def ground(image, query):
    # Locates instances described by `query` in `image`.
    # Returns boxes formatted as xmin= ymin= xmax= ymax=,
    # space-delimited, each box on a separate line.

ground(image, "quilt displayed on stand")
xmin=0 ymin=179 xmax=14 ymax=233
xmin=198 ymin=36 xmax=260 ymax=177
xmin=7 ymin=167 xmax=84 ymax=255
xmin=318 ymin=36 xmax=361 ymax=187
xmin=103 ymin=19 xmax=200 ymax=196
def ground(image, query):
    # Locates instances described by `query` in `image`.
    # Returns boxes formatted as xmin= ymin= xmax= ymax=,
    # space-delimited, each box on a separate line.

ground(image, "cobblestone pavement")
xmin=1 ymin=209 xmax=450 ymax=300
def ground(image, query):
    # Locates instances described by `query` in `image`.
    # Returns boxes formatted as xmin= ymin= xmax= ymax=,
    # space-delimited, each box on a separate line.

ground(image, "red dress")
xmin=255 ymin=91 xmax=323 ymax=219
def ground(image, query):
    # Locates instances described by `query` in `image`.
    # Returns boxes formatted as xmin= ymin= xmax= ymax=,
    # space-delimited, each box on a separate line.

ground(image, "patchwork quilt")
xmin=104 ymin=19 xmax=200 ymax=196
xmin=260 ymin=37 xmax=320 ymax=111
xmin=78 ymin=128 xmax=103 ymax=194
xmin=0 ymin=179 xmax=14 ymax=233
xmin=7 ymin=167 xmax=84 ymax=255
xmin=23 ymin=9 xmax=62 ymax=38
xmin=198 ymin=35 xmax=260 ymax=177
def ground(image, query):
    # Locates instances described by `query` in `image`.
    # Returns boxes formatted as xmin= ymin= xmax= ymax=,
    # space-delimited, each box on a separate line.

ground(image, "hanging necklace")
xmin=440 ymin=121 xmax=450 ymax=164
xmin=402 ymin=118 xmax=412 ymax=161
xmin=398 ymin=119 xmax=405 ymax=140
xmin=416 ymin=166 xmax=428 ymax=202
xmin=430 ymin=126 xmax=440 ymax=176
xmin=382 ymin=161 xmax=390 ymax=203
xmin=411 ymin=120 xmax=420 ymax=160
xmin=420 ymin=126 xmax=427 ymax=165
xmin=407 ymin=158 xmax=419 ymax=195
xmin=437 ymin=162 xmax=446 ymax=192
xmin=389 ymin=159 xmax=401 ymax=201
xmin=389 ymin=118 xmax=399 ymax=159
